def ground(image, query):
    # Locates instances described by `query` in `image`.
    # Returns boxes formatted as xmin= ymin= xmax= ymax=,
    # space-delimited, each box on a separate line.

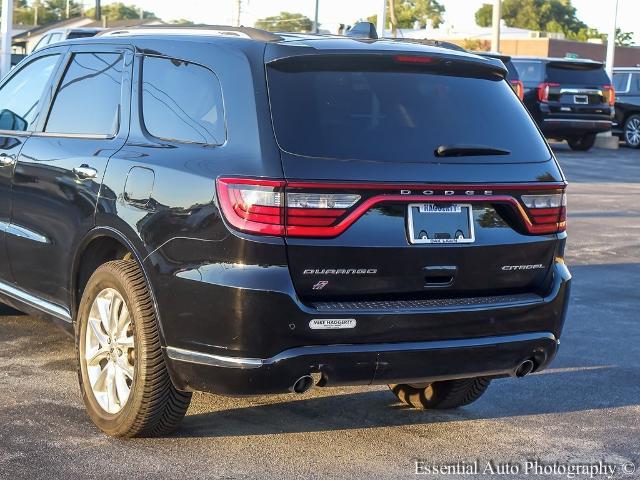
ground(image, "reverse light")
xmin=520 ymin=193 xmax=567 ymax=233
xmin=537 ymin=82 xmax=559 ymax=103
xmin=602 ymin=84 xmax=615 ymax=106
xmin=510 ymin=79 xmax=524 ymax=101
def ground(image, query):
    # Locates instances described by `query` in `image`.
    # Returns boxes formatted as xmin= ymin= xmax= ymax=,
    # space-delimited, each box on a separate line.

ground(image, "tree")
xmin=368 ymin=0 xmax=445 ymax=31
xmin=169 ymin=19 xmax=195 ymax=26
xmin=615 ymin=28 xmax=634 ymax=47
xmin=474 ymin=0 xmax=587 ymax=37
xmin=255 ymin=11 xmax=313 ymax=32
xmin=85 ymin=2 xmax=156 ymax=21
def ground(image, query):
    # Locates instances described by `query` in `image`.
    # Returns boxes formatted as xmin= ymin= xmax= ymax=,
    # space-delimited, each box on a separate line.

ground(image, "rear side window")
xmin=513 ymin=61 xmax=543 ymax=83
xmin=45 ymin=52 xmax=123 ymax=136
xmin=0 ymin=54 xmax=60 ymax=131
xmin=545 ymin=63 xmax=610 ymax=85
xmin=633 ymin=73 xmax=640 ymax=93
xmin=267 ymin=60 xmax=550 ymax=163
xmin=142 ymin=56 xmax=225 ymax=145
xmin=613 ymin=72 xmax=630 ymax=92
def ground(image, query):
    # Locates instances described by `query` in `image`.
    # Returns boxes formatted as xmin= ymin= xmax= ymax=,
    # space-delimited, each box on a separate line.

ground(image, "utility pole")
xmin=314 ymin=0 xmax=319 ymax=34
xmin=605 ymin=0 xmax=619 ymax=78
xmin=376 ymin=0 xmax=386 ymax=38
xmin=491 ymin=0 xmax=501 ymax=52
xmin=235 ymin=0 xmax=241 ymax=27
xmin=0 ymin=0 xmax=13 ymax=78
xmin=95 ymin=0 xmax=101 ymax=21
xmin=66 ymin=0 xmax=70 ymax=19
xmin=389 ymin=0 xmax=397 ymax=37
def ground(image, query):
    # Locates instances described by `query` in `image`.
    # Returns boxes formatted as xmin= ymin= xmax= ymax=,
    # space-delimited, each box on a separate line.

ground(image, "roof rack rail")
xmin=99 ymin=24 xmax=282 ymax=42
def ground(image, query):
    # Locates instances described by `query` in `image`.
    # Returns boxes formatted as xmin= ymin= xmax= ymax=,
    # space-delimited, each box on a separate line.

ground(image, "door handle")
xmin=0 ymin=153 xmax=16 ymax=167
xmin=73 ymin=165 xmax=98 ymax=179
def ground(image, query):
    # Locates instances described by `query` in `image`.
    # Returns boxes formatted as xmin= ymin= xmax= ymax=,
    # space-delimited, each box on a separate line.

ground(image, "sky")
xmin=88 ymin=0 xmax=639 ymax=44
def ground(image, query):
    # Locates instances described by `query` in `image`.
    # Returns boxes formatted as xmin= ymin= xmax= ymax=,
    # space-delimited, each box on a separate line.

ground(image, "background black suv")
xmin=0 ymin=27 xmax=570 ymax=437
xmin=612 ymin=67 xmax=640 ymax=148
xmin=512 ymin=57 xmax=615 ymax=151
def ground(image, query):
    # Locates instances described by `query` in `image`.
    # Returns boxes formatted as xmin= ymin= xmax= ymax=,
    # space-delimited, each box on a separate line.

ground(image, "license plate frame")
xmin=407 ymin=203 xmax=475 ymax=244
xmin=573 ymin=94 xmax=588 ymax=104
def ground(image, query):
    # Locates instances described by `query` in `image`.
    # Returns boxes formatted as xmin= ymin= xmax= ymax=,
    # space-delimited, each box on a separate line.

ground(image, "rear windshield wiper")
xmin=435 ymin=144 xmax=511 ymax=157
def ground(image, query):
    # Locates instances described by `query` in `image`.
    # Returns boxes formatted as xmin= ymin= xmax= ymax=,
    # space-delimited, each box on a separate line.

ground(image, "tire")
xmin=389 ymin=377 xmax=491 ymax=409
xmin=624 ymin=114 xmax=640 ymax=148
xmin=567 ymin=133 xmax=596 ymax=151
xmin=76 ymin=260 xmax=191 ymax=437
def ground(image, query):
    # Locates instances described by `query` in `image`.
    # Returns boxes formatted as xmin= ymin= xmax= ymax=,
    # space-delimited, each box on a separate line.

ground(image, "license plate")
xmin=407 ymin=203 xmax=475 ymax=244
xmin=574 ymin=95 xmax=588 ymax=104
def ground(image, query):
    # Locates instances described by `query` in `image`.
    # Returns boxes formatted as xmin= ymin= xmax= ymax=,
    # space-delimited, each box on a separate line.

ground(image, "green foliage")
xmin=615 ymin=28 xmax=634 ymax=47
xmin=255 ymin=11 xmax=313 ymax=32
xmin=368 ymin=0 xmax=445 ymax=30
xmin=85 ymin=2 xmax=156 ymax=21
xmin=169 ymin=19 xmax=195 ymax=26
xmin=475 ymin=0 xmax=587 ymax=36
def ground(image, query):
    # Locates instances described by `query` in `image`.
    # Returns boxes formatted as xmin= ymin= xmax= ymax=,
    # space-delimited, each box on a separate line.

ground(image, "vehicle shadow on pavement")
xmin=178 ymin=362 xmax=638 ymax=438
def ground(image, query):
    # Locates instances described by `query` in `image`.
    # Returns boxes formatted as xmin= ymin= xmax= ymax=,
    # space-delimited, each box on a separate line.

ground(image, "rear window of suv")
xmin=545 ymin=62 xmax=610 ymax=85
xmin=267 ymin=57 xmax=550 ymax=163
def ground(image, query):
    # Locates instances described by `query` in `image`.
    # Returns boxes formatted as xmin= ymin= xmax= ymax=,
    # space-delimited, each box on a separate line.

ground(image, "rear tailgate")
xmin=543 ymin=61 xmax=614 ymax=115
xmin=262 ymin=51 xmax=566 ymax=301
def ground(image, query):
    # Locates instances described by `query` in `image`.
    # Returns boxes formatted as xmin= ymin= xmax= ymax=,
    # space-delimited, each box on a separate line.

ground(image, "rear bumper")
xmin=167 ymin=332 xmax=559 ymax=395
xmin=164 ymin=261 xmax=571 ymax=396
xmin=540 ymin=117 xmax=612 ymax=136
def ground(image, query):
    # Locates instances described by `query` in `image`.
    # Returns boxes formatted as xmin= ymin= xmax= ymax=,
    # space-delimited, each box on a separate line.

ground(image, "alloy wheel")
xmin=83 ymin=288 xmax=135 ymax=414
xmin=625 ymin=117 xmax=640 ymax=147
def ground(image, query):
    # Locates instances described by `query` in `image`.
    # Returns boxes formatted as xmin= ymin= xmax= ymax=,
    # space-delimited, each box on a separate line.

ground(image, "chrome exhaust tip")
xmin=514 ymin=359 xmax=535 ymax=378
xmin=290 ymin=375 xmax=314 ymax=394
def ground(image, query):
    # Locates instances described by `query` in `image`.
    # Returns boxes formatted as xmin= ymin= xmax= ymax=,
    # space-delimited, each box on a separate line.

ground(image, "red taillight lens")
xmin=511 ymin=79 xmax=524 ymax=101
xmin=218 ymin=178 xmax=568 ymax=238
xmin=520 ymin=192 xmax=567 ymax=234
xmin=216 ymin=178 xmax=285 ymax=235
xmin=394 ymin=55 xmax=436 ymax=64
xmin=603 ymin=84 xmax=615 ymax=106
xmin=537 ymin=82 xmax=559 ymax=103
xmin=216 ymin=178 xmax=360 ymax=236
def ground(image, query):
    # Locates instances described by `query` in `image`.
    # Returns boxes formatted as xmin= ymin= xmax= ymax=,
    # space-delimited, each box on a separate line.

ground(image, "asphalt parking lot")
xmin=1 ymin=143 xmax=639 ymax=480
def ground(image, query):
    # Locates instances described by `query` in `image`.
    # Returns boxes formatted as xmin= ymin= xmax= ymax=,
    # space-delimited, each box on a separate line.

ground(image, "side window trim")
xmin=33 ymin=45 xmax=134 ymax=139
xmin=138 ymin=53 xmax=227 ymax=146
xmin=0 ymin=49 xmax=67 ymax=135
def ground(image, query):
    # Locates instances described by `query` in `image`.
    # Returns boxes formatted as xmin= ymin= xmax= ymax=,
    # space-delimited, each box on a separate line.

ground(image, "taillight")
xmin=520 ymin=192 xmax=567 ymax=234
xmin=394 ymin=55 xmax=437 ymax=64
xmin=216 ymin=178 xmax=285 ymax=236
xmin=217 ymin=178 xmax=567 ymax=238
xmin=537 ymin=82 xmax=559 ymax=103
xmin=511 ymin=79 xmax=524 ymax=101
xmin=602 ymin=84 xmax=615 ymax=106
xmin=216 ymin=178 xmax=360 ymax=236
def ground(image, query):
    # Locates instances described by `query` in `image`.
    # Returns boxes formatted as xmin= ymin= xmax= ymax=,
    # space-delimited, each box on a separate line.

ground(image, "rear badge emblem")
xmin=312 ymin=280 xmax=329 ymax=290
xmin=309 ymin=319 xmax=356 ymax=330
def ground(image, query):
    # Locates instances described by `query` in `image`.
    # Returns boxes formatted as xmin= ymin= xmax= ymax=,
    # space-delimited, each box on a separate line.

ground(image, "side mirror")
xmin=346 ymin=22 xmax=378 ymax=40
xmin=0 ymin=109 xmax=27 ymax=132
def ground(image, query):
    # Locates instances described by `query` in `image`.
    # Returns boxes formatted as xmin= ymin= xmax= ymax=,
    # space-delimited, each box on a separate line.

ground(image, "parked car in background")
xmin=476 ymin=52 xmax=524 ymax=100
xmin=32 ymin=28 xmax=103 ymax=52
xmin=612 ymin=68 xmax=640 ymax=148
xmin=512 ymin=57 xmax=614 ymax=151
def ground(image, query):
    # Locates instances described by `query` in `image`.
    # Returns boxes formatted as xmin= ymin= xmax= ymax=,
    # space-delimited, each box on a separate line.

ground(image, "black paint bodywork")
xmin=0 ymin=33 xmax=571 ymax=396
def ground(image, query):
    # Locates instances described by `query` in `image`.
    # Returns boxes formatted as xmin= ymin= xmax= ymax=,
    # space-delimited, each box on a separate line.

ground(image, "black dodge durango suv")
xmin=512 ymin=57 xmax=614 ymax=151
xmin=0 ymin=26 xmax=571 ymax=437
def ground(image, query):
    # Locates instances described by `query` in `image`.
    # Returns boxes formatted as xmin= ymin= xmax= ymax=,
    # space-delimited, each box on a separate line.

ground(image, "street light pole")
xmin=314 ymin=0 xmax=319 ymax=34
xmin=491 ymin=0 xmax=501 ymax=52
xmin=605 ymin=0 xmax=619 ymax=78
xmin=376 ymin=0 xmax=386 ymax=38
xmin=0 ymin=0 xmax=13 ymax=78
